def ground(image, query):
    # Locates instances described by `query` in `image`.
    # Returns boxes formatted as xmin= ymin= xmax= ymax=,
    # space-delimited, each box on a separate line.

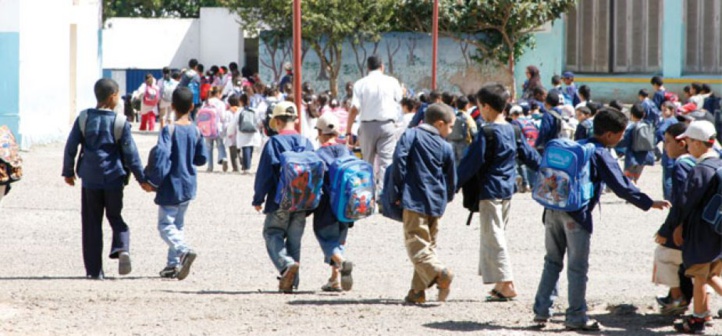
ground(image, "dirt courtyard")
xmin=0 ymin=131 xmax=718 ymax=335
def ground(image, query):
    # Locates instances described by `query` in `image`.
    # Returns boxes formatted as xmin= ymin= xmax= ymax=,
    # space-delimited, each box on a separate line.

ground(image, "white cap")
xmin=315 ymin=112 xmax=340 ymax=135
xmin=509 ymin=105 xmax=523 ymax=115
xmin=676 ymin=120 xmax=717 ymax=143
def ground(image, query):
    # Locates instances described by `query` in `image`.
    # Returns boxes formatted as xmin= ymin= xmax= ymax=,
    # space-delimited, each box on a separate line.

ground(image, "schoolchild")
xmin=657 ymin=102 xmax=680 ymax=201
xmin=532 ymin=107 xmax=670 ymax=331
xmin=620 ymin=103 xmax=655 ymax=184
xmin=574 ymin=106 xmax=593 ymax=140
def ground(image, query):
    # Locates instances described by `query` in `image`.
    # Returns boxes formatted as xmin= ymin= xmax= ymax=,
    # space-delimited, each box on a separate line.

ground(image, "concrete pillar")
xmin=0 ymin=0 xmax=21 ymax=140
xmin=661 ymin=0 xmax=684 ymax=78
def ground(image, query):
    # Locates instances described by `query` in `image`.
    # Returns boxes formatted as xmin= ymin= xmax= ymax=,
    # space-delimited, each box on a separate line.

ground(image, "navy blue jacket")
xmin=678 ymin=156 xmax=722 ymax=266
xmin=657 ymin=155 xmax=695 ymax=249
xmin=63 ymin=109 xmax=145 ymax=190
xmin=574 ymin=119 xmax=593 ymax=141
xmin=313 ymin=144 xmax=354 ymax=228
xmin=642 ymin=99 xmax=661 ymax=128
xmin=408 ymin=103 xmax=430 ymax=128
xmin=534 ymin=107 xmax=561 ymax=150
xmin=253 ymin=130 xmax=316 ymax=214
xmin=145 ymin=125 xmax=208 ymax=205
xmin=656 ymin=117 xmax=678 ymax=169
xmin=652 ymin=89 xmax=666 ymax=110
xmin=388 ymin=124 xmax=456 ymax=217
xmin=619 ymin=123 xmax=655 ymax=168
xmin=457 ymin=122 xmax=541 ymax=201
xmin=553 ymin=138 xmax=654 ymax=233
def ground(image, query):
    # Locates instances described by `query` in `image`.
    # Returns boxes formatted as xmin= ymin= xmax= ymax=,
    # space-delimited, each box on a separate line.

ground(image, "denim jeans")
xmin=241 ymin=146 xmax=253 ymax=171
xmin=662 ymin=164 xmax=672 ymax=201
xmin=263 ymin=210 xmax=306 ymax=285
xmin=205 ymin=137 xmax=227 ymax=170
xmin=158 ymin=201 xmax=191 ymax=267
xmin=313 ymin=221 xmax=348 ymax=265
xmin=533 ymin=209 xmax=591 ymax=326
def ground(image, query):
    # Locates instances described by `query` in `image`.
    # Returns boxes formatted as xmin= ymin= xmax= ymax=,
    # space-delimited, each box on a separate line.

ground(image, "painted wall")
xmin=102 ymin=8 xmax=244 ymax=71
xmin=0 ymin=0 xmax=102 ymax=149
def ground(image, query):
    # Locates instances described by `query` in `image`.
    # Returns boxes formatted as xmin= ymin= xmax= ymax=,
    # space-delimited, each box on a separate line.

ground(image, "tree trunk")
xmin=328 ymin=44 xmax=343 ymax=98
xmin=507 ymin=46 xmax=516 ymax=99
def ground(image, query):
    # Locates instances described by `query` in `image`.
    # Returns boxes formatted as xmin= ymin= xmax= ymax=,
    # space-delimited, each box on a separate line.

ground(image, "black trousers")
xmin=81 ymin=187 xmax=130 ymax=277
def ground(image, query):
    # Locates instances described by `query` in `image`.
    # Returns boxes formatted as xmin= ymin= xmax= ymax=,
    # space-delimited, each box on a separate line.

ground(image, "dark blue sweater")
xmin=389 ymin=124 xmax=456 ymax=217
xmin=253 ymin=131 xmax=316 ymax=214
xmin=551 ymin=138 xmax=654 ymax=233
xmin=657 ymin=155 xmax=695 ymax=249
xmin=679 ymin=157 xmax=722 ymax=266
xmin=62 ymin=109 xmax=145 ymax=190
xmin=145 ymin=124 xmax=208 ymax=205
xmin=534 ymin=107 xmax=561 ymax=151
xmin=457 ymin=122 xmax=541 ymax=201
xmin=652 ymin=90 xmax=666 ymax=110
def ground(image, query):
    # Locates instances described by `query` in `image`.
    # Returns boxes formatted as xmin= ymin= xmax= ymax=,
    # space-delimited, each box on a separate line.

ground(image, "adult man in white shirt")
xmin=346 ymin=55 xmax=402 ymax=194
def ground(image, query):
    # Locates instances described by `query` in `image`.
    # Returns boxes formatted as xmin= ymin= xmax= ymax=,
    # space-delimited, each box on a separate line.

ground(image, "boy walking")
xmin=389 ymin=104 xmax=457 ymax=304
xmin=532 ymin=108 xmax=670 ymax=331
xmin=457 ymin=83 xmax=541 ymax=301
xmin=620 ymin=103 xmax=655 ymax=184
xmin=144 ymin=87 xmax=207 ymax=280
xmin=672 ymin=121 xmax=722 ymax=334
xmin=253 ymin=102 xmax=316 ymax=293
xmin=62 ymin=78 xmax=146 ymax=280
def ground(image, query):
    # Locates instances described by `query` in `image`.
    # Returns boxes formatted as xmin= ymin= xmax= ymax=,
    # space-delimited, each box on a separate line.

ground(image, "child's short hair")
xmin=424 ymin=103 xmax=454 ymax=125
xmin=94 ymin=78 xmax=119 ymax=103
xmin=455 ymin=95 xmax=469 ymax=111
xmin=665 ymin=122 xmax=688 ymax=138
xmin=239 ymin=93 xmax=249 ymax=107
xmin=662 ymin=101 xmax=676 ymax=112
xmin=188 ymin=58 xmax=198 ymax=69
xmin=593 ymin=107 xmax=628 ymax=136
xmin=683 ymin=86 xmax=691 ymax=94
xmin=545 ymin=91 xmax=560 ymax=106
xmin=228 ymin=94 xmax=240 ymax=107
xmin=401 ymin=97 xmax=419 ymax=112
xmin=441 ymin=91 xmax=455 ymax=106
xmin=476 ymin=83 xmax=509 ymax=113
xmin=630 ymin=103 xmax=646 ymax=119
xmin=551 ymin=75 xmax=562 ymax=86
xmin=691 ymin=82 xmax=703 ymax=94
xmin=701 ymin=83 xmax=712 ymax=94
xmin=578 ymin=85 xmax=591 ymax=101
xmin=172 ymin=87 xmax=194 ymax=114
xmin=429 ymin=90 xmax=442 ymax=103
xmin=576 ymin=106 xmax=592 ymax=116
xmin=638 ymin=89 xmax=650 ymax=98
xmin=467 ymin=93 xmax=477 ymax=105
xmin=209 ymin=86 xmax=222 ymax=97
xmin=171 ymin=70 xmax=181 ymax=80
xmin=608 ymin=99 xmax=625 ymax=111
xmin=162 ymin=67 xmax=170 ymax=75
xmin=651 ymin=76 xmax=663 ymax=86
xmin=532 ymin=87 xmax=546 ymax=101
xmin=587 ymin=102 xmax=603 ymax=116
xmin=529 ymin=101 xmax=539 ymax=111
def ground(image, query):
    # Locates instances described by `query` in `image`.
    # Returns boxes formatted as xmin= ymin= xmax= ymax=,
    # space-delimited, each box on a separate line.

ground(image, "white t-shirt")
xmin=351 ymin=70 xmax=403 ymax=122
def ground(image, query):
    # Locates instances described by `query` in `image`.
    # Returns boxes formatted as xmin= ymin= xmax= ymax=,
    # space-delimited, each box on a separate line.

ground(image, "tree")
xmin=225 ymin=0 xmax=396 ymax=97
xmin=103 ymin=0 xmax=226 ymax=20
xmin=397 ymin=0 xmax=576 ymax=97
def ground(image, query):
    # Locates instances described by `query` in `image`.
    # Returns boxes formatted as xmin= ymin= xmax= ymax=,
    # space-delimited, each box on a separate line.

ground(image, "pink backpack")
xmin=196 ymin=105 xmax=218 ymax=138
xmin=143 ymin=85 xmax=160 ymax=106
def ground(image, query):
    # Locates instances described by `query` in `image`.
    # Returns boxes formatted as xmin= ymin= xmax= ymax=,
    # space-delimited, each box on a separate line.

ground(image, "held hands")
xmin=140 ymin=182 xmax=156 ymax=193
xmin=254 ymin=205 xmax=263 ymax=212
xmin=673 ymin=225 xmax=684 ymax=247
xmin=651 ymin=200 xmax=671 ymax=210
xmin=64 ymin=176 xmax=76 ymax=187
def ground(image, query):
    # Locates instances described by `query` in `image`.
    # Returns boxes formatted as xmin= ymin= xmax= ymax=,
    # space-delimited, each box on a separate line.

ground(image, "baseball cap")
xmin=562 ymin=71 xmax=575 ymax=79
xmin=676 ymin=120 xmax=717 ymax=143
xmin=315 ymin=112 xmax=340 ymax=135
xmin=269 ymin=101 xmax=298 ymax=130
xmin=509 ymin=105 xmax=523 ymax=115
xmin=283 ymin=62 xmax=292 ymax=71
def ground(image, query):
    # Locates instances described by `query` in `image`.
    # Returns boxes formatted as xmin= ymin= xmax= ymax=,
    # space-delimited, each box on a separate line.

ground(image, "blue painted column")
xmin=662 ymin=0 xmax=684 ymax=77
xmin=0 ymin=0 xmax=21 ymax=142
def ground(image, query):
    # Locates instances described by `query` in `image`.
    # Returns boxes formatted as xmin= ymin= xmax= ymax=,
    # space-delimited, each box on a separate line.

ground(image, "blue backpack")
xmin=380 ymin=162 xmax=403 ymax=222
xmin=532 ymin=138 xmax=597 ymax=211
xmin=275 ymin=149 xmax=325 ymax=212
xmin=700 ymin=161 xmax=722 ymax=235
xmin=329 ymin=155 xmax=375 ymax=222
xmin=188 ymin=81 xmax=200 ymax=105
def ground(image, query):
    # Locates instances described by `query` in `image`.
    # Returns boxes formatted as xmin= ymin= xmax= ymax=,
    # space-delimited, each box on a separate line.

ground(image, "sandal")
xmin=485 ymin=289 xmax=516 ymax=302
xmin=674 ymin=316 xmax=706 ymax=334
xmin=321 ymin=280 xmax=342 ymax=292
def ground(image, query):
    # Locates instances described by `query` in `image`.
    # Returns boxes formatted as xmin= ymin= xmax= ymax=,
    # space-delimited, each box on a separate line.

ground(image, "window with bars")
xmin=565 ymin=0 xmax=662 ymax=74
xmin=684 ymin=0 xmax=722 ymax=74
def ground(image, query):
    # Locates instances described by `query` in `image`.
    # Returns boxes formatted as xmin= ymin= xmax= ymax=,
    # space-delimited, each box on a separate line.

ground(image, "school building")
xmin=517 ymin=0 xmax=722 ymax=102
xmin=0 ymin=0 xmax=102 ymax=149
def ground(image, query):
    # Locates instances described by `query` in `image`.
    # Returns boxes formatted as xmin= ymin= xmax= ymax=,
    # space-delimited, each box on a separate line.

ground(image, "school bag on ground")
xmin=238 ymin=107 xmax=258 ymax=134
xmin=631 ymin=121 xmax=655 ymax=152
xmin=447 ymin=110 xmax=470 ymax=143
xmin=0 ymin=126 xmax=23 ymax=184
xmin=143 ymin=86 xmax=160 ymax=106
xmin=329 ymin=155 xmax=375 ymax=222
xmin=699 ymin=160 xmax=722 ymax=235
xmin=196 ymin=104 xmax=219 ymax=138
xmin=78 ymin=109 xmax=130 ymax=185
xmin=532 ymin=138 xmax=596 ymax=212
xmin=275 ymin=147 xmax=325 ymax=212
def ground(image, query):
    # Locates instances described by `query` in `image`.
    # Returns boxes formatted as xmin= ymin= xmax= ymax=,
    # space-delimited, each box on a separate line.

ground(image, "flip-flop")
xmin=485 ymin=289 xmax=516 ymax=302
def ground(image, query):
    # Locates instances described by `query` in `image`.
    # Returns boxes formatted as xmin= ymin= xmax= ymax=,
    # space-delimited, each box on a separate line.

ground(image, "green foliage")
xmin=103 ymin=0 xmax=225 ymax=20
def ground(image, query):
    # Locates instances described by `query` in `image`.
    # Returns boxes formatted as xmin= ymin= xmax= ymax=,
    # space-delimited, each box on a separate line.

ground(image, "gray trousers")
xmin=358 ymin=120 xmax=397 ymax=194
xmin=478 ymin=199 xmax=513 ymax=284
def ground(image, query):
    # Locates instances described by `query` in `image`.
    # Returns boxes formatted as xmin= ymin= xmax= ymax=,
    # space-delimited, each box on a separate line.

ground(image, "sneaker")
xmin=321 ymin=279 xmax=343 ymax=292
xmin=86 ymin=272 xmax=104 ymax=280
xmin=118 ymin=251 xmax=132 ymax=276
xmin=279 ymin=262 xmax=299 ymax=293
xmin=340 ymin=260 xmax=353 ymax=291
xmin=533 ymin=317 xmax=549 ymax=328
xmin=436 ymin=268 xmax=454 ymax=302
xmin=222 ymin=160 xmax=228 ymax=172
xmin=674 ymin=316 xmax=706 ymax=334
xmin=404 ymin=289 xmax=426 ymax=304
xmin=159 ymin=266 xmax=179 ymax=279
xmin=565 ymin=320 xmax=602 ymax=332
xmin=656 ymin=294 xmax=672 ymax=306
xmin=176 ymin=250 xmax=197 ymax=281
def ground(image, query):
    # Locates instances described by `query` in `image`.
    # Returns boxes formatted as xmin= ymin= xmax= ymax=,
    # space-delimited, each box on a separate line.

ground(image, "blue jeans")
xmin=158 ymin=201 xmax=191 ymax=267
xmin=314 ymin=221 xmax=349 ymax=265
xmin=205 ymin=137 xmax=227 ymax=170
xmin=662 ymin=164 xmax=673 ymax=201
xmin=241 ymin=146 xmax=253 ymax=171
xmin=263 ymin=210 xmax=306 ymax=285
xmin=533 ymin=209 xmax=591 ymax=326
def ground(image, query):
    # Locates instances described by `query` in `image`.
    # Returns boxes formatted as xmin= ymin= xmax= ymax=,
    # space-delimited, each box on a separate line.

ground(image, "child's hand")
xmin=651 ymin=200 xmax=671 ymax=210
xmin=64 ymin=176 xmax=76 ymax=187
xmin=673 ymin=225 xmax=684 ymax=247
xmin=654 ymin=234 xmax=667 ymax=245
xmin=140 ymin=183 xmax=155 ymax=192
xmin=254 ymin=205 xmax=262 ymax=212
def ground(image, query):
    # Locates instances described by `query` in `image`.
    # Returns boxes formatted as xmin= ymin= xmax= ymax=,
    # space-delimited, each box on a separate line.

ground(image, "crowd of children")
xmin=63 ymin=56 xmax=722 ymax=333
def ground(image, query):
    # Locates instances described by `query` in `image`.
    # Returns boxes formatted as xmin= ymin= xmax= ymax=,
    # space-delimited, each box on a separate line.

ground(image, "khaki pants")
xmin=403 ymin=209 xmax=444 ymax=292
xmin=478 ymin=199 xmax=513 ymax=284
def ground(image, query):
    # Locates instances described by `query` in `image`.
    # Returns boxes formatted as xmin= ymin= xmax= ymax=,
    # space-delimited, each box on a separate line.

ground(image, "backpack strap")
xmin=78 ymin=109 xmax=125 ymax=143
xmin=78 ymin=109 xmax=89 ymax=137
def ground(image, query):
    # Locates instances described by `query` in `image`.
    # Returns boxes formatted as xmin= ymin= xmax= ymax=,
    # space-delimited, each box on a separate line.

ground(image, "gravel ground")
xmin=0 ymin=130 xmax=718 ymax=335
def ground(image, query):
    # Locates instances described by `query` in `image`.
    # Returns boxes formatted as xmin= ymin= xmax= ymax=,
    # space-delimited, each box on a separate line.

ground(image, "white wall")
xmin=199 ymin=7 xmax=244 ymax=69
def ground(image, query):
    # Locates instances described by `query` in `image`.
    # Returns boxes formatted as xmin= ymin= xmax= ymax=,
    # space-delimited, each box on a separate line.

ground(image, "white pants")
xmin=653 ymin=245 xmax=682 ymax=287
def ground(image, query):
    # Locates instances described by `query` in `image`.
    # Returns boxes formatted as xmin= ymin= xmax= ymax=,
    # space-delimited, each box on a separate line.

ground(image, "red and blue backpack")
xmin=275 ymin=145 xmax=325 ymax=212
